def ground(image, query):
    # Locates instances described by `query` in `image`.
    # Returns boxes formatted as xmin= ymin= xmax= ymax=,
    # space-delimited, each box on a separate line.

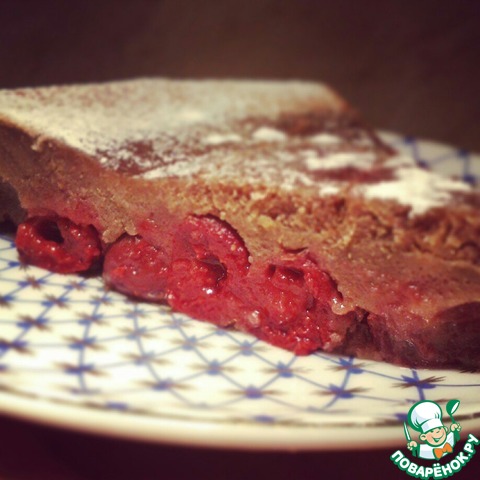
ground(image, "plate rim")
xmin=0 ymin=133 xmax=479 ymax=451
xmin=1 ymin=390 xmax=479 ymax=451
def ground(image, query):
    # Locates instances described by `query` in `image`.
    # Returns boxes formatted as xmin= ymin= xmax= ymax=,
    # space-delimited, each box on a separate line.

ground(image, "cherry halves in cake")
xmin=0 ymin=79 xmax=478 ymax=369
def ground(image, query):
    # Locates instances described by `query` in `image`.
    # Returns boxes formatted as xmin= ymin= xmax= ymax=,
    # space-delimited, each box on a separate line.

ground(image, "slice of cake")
xmin=0 ymin=78 xmax=478 ymax=369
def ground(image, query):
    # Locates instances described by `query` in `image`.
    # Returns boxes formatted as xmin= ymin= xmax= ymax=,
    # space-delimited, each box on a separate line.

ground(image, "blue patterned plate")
xmin=0 ymin=133 xmax=479 ymax=450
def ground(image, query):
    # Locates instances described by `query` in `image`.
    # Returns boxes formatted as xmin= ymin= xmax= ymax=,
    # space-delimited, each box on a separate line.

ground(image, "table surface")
xmin=0 ymin=1 xmax=479 ymax=479
xmin=0 ymin=413 xmax=479 ymax=480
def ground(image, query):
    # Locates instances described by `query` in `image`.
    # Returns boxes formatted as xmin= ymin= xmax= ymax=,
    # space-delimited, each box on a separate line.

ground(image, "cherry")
xmin=240 ymin=255 xmax=351 ymax=354
xmin=16 ymin=216 xmax=101 ymax=273
xmin=166 ymin=215 xmax=250 ymax=326
xmin=103 ymin=235 xmax=169 ymax=301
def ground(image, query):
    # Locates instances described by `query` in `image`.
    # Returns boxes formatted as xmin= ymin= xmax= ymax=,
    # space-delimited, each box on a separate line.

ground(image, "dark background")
xmin=0 ymin=0 xmax=479 ymax=150
xmin=0 ymin=1 xmax=479 ymax=479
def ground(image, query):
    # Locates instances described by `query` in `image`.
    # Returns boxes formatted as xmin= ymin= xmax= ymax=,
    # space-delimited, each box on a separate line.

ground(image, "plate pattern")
xmin=0 ymin=133 xmax=479 ymax=446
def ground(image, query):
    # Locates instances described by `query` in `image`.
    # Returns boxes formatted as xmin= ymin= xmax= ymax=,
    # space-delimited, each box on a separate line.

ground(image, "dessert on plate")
xmin=0 ymin=78 xmax=478 ymax=369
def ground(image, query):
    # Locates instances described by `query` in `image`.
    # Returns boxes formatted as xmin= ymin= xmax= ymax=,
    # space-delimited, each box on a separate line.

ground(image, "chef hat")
xmin=408 ymin=400 xmax=444 ymax=433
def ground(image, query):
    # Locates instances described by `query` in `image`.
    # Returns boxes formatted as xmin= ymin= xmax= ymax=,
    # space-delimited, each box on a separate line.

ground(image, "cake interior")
xmin=0 ymin=79 xmax=479 ymax=370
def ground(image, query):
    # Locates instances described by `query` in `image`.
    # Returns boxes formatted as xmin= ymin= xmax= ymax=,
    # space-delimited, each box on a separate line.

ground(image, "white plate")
xmin=0 ymin=133 xmax=479 ymax=451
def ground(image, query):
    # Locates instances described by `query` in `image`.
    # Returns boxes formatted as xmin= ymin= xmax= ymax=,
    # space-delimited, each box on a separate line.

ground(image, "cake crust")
xmin=0 ymin=78 xmax=479 ymax=369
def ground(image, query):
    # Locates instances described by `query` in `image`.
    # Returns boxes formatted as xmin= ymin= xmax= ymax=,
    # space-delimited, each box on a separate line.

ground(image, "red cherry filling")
xmin=239 ymin=256 xmax=355 ymax=354
xmin=100 ymin=215 xmax=355 ymax=353
xmin=16 ymin=217 xmax=101 ymax=273
xmin=103 ymin=235 xmax=169 ymax=301
xmin=167 ymin=215 xmax=250 ymax=326
xmin=39 ymin=212 xmax=353 ymax=355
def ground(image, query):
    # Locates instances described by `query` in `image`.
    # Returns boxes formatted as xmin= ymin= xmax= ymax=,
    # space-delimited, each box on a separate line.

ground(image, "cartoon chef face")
xmin=420 ymin=426 xmax=448 ymax=446
xmin=408 ymin=400 xmax=448 ymax=446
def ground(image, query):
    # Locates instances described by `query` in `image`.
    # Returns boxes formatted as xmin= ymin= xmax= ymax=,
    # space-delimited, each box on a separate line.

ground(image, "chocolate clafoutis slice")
xmin=0 ymin=79 xmax=478 ymax=369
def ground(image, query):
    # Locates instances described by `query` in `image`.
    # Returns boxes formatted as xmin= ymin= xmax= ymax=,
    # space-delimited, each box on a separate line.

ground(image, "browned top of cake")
xmin=0 ymin=78 xmax=474 ymax=216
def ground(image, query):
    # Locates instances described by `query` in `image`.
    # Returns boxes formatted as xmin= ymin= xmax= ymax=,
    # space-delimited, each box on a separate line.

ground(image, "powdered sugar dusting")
xmin=305 ymin=152 xmax=376 ymax=171
xmin=0 ymin=78 xmax=473 ymax=215
xmin=383 ymin=154 xmax=417 ymax=169
xmin=176 ymin=109 xmax=206 ymax=123
xmin=204 ymin=133 xmax=242 ymax=145
xmin=309 ymin=133 xmax=342 ymax=145
xmin=318 ymin=183 xmax=341 ymax=196
xmin=252 ymin=127 xmax=287 ymax=142
xmin=356 ymin=155 xmax=472 ymax=215
xmin=0 ymin=78 xmax=339 ymax=163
